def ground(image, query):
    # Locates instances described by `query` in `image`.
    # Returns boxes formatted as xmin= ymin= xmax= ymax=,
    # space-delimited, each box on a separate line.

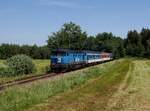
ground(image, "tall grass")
xmin=0 ymin=59 xmax=126 ymax=111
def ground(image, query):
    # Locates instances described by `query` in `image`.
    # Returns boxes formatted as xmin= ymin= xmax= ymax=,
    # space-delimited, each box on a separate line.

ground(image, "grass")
xmin=25 ymin=58 xmax=150 ymax=111
xmin=27 ymin=59 xmax=131 ymax=111
xmin=107 ymin=59 xmax=150 ymax=111
xmin=33 ymin=60 xmax=50 ymax=74
xmin=0 ymin=59 xmax=131 ymax=111
xmin=0 ymin=59 xmax=50 ymax=84
xmin=0 ymin=60 xmax=6 ymax=68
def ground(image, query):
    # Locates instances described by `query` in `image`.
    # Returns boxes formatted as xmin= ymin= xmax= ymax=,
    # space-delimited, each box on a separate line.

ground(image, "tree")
xmin=84 ymin=36 xmax=97 ymax=50
xmin=125 ymin=30 xmax=144 ymax=57
xmin=0 ymin=44 xmax=50 ymax=59
xmin=140 ymin=28 xmax=150 ymax=57
xmin=0 ymin=44 xmax=21 ymax=59
xmin=118 ymin=42 xmax=126 ymax=57
xmin=95 ymin=32 xmax=125 ymax=58
xmin=95 ymin=32 xmax=114 ymax=52
xmin=38 ymin=46 xmax=51 ymax=59
xmin=29 ymin=45 xmax=41 ymax=59
xmin=47 ymin=22 xmax=87 ymax=50
xmin=20 ymin=45 xmax=31 ymax=56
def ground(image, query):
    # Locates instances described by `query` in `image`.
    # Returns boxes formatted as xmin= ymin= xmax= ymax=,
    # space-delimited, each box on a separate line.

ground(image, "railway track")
xmin=0 ymin=59 xmax=113 ymax=91
xmin=0 ymin=73 xmax=62 ymax=91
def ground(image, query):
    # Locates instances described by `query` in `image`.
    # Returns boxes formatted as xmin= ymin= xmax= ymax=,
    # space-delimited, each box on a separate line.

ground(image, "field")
xmin=0 ymin=58 xmax=150 ymax=111
xmin=0 ymin=60 xmax=5 ymax=67
xmin=0 ymin=59 xmax=50 ymax=84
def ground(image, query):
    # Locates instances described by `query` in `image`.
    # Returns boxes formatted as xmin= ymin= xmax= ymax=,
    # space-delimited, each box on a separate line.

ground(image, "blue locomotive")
xmin=51 ymin=49 xmax=112 ymax=72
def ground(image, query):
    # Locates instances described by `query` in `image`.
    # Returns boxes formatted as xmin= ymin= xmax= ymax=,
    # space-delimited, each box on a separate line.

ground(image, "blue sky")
xmin=0 ymin=0 xmax=150 ymax=45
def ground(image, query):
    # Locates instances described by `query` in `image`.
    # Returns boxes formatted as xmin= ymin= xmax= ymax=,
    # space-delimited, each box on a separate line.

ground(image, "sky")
xmin=0 ymin=0 xmax=150 ymax=46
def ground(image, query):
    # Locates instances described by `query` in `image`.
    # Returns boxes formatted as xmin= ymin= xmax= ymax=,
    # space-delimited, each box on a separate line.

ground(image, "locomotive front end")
xmin=50 ymin=49 xmax=68 ymax=72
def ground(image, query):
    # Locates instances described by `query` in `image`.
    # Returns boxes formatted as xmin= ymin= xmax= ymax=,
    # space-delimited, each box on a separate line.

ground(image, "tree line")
xmin=0 ymin=44 xmax=50 ymax=59
xmin=0 ymin=22 xmax=150 ymax=59
xmin=125 ymin=29 xmax=150 ymax=57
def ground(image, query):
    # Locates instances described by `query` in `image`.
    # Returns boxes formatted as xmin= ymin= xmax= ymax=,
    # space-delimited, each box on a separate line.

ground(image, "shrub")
xmin=6 ymin=54 xmax=35 ymax=75
xmin=45 ymin=65 xmax=51 ymax=73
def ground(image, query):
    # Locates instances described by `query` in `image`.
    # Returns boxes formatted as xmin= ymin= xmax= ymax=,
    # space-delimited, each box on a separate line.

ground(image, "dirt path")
xmin=107 ymin=60 xmax=150 ymax=111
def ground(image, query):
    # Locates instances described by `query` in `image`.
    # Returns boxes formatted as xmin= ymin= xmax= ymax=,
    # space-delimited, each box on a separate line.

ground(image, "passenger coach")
xmin=51 ymin=49 xmax=112 ymax=72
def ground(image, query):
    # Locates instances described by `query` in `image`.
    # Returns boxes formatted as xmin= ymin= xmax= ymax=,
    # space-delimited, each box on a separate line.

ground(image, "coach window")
xmin=97 ymin=55 xmax=99 ymax=59
xmin=87 ymin=55 xmax=91 ymax=60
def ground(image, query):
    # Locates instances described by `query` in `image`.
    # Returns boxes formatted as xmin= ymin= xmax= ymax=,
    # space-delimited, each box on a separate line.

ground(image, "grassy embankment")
xmin=0 ymin=60 xmax=50 ymax=84
xmin=0 ymin=59 xmax=131 ymax=111
xmin=27 ymin=59 xmax=150 ymax=111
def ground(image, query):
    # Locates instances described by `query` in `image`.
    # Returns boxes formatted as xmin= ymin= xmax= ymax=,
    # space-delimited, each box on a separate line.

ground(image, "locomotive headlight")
xmin=57 ymin=57 xmax=61 ymax=63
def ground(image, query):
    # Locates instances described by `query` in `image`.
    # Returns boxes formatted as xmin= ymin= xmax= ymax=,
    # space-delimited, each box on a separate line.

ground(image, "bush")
xmin=6 ymin=54 xmax=35 ymax=75
xmin=45 ymin=65 xmax=51 ymax=73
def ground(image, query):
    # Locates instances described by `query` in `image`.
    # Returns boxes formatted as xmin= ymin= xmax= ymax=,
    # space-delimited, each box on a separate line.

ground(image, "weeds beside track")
xmin=0 ymin=73 xmax=59 ymax=91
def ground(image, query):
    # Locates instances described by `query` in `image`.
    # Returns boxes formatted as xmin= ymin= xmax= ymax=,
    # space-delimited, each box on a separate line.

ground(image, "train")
xmin=51 ymin=49 xmax=113 ymax=72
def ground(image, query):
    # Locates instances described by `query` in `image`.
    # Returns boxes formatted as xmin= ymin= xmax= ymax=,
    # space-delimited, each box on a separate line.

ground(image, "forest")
xmin=0 ymin=22 xmax=150 ymax=59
